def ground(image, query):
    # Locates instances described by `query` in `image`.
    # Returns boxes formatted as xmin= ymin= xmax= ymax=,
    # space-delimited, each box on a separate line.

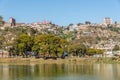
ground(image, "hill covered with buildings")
xmin=0 ymin=16 xmax=120 ymax=57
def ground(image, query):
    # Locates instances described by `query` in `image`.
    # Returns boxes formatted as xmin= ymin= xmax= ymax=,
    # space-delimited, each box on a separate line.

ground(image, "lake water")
xmin=0 ymin=63 xmax=120 ymax=80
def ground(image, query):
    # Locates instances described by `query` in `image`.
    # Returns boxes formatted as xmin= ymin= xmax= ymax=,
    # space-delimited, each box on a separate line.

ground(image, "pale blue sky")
xmin=0 ymin=0 xmax=120 ymax=26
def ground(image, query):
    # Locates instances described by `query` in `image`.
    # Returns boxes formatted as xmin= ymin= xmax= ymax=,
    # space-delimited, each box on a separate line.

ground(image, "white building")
xmin=103 ymin=17 xmax=112 ymax=25
xmin=104 ymin=51 xmax=114 ymax=57
xmin=69 ymin=24 xmax=79 ymax=31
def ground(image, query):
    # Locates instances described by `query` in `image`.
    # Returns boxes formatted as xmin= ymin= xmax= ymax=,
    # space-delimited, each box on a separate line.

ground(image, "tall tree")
xmin=15 ymin=34 xmax=34 ymax=57
xmin=68 ymin=43 xmax=86 ymax=57
xmin=0 ymin=16 xmax=5 ymax=26
xmin=32 ymin=34 xmax=68 ymax=57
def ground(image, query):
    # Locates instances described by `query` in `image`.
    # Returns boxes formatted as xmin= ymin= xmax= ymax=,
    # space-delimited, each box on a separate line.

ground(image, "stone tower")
xmin=9 ymin=17 xmax=16 ymax=26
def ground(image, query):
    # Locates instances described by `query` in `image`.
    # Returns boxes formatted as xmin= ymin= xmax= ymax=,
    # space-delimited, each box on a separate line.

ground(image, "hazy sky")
xmin=0 ymin=0 xmax=120 ymax=26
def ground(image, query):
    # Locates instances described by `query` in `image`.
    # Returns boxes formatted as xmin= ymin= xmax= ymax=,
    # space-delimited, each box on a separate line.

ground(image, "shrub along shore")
xmin=0 ymin=57 xmax=120 ymax=64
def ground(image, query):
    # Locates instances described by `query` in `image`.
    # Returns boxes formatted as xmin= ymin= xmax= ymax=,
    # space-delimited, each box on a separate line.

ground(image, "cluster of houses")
xmin=0 ymin=17 xmax=120 ymax=58
xmin=0 ymin=50 xmax=9 ymax=58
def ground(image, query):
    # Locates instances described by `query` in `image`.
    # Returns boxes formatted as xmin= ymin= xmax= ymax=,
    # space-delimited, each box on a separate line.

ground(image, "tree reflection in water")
xmin=0 ymin=63 xmax=120 ymax=80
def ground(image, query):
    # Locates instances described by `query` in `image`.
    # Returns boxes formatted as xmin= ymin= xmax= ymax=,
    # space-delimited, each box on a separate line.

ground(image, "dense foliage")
xmin=86 ymin=48 xmax=104 ymax=56
xmin=7 ymin=33 xmax=105 ymax=58
xmin=9 ymin=34 xmax=69 ymax=58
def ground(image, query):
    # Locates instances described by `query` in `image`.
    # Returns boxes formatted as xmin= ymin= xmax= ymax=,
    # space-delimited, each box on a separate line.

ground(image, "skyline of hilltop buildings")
xmin=1 ymin=0 xmax=120 ymax=26
xmin=2 ymin=17 xmax=120 ymax=28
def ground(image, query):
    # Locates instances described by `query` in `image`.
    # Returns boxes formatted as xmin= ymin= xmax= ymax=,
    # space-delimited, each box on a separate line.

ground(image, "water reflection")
xmin=0 ymin=63 xmax=120 ymax=80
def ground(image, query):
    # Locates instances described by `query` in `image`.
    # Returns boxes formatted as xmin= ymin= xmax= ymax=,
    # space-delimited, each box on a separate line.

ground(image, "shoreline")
xmin=0 ymin=57 xmax=120 ymax=64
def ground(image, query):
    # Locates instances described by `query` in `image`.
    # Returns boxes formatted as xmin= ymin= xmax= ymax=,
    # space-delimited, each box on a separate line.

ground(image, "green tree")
xmin=32 ymin=34 xmax=68 ymax=57
xmin=0 ymin=35 xmax=5 ymax=49
xmin=0 ymin=16 xmax=5 ymax=26
xmin=15 ymin=33 xmax=34 ymax=57
xmin=68 ymin=43 xmax=86 ymax=57
xmin=86 ymin=48 xmax=104 ymax=56
xmin=68 ymin=23 xmax=74 ymax=26
xmin=85 ymin=21 xmax=91 ymax=25
xmin=113 ymin=45 xmax=119 ymax=51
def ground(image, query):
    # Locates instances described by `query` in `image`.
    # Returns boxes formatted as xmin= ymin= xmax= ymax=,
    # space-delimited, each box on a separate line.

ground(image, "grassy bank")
xmin=0 ymin=57 xmax=120 ymax=64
